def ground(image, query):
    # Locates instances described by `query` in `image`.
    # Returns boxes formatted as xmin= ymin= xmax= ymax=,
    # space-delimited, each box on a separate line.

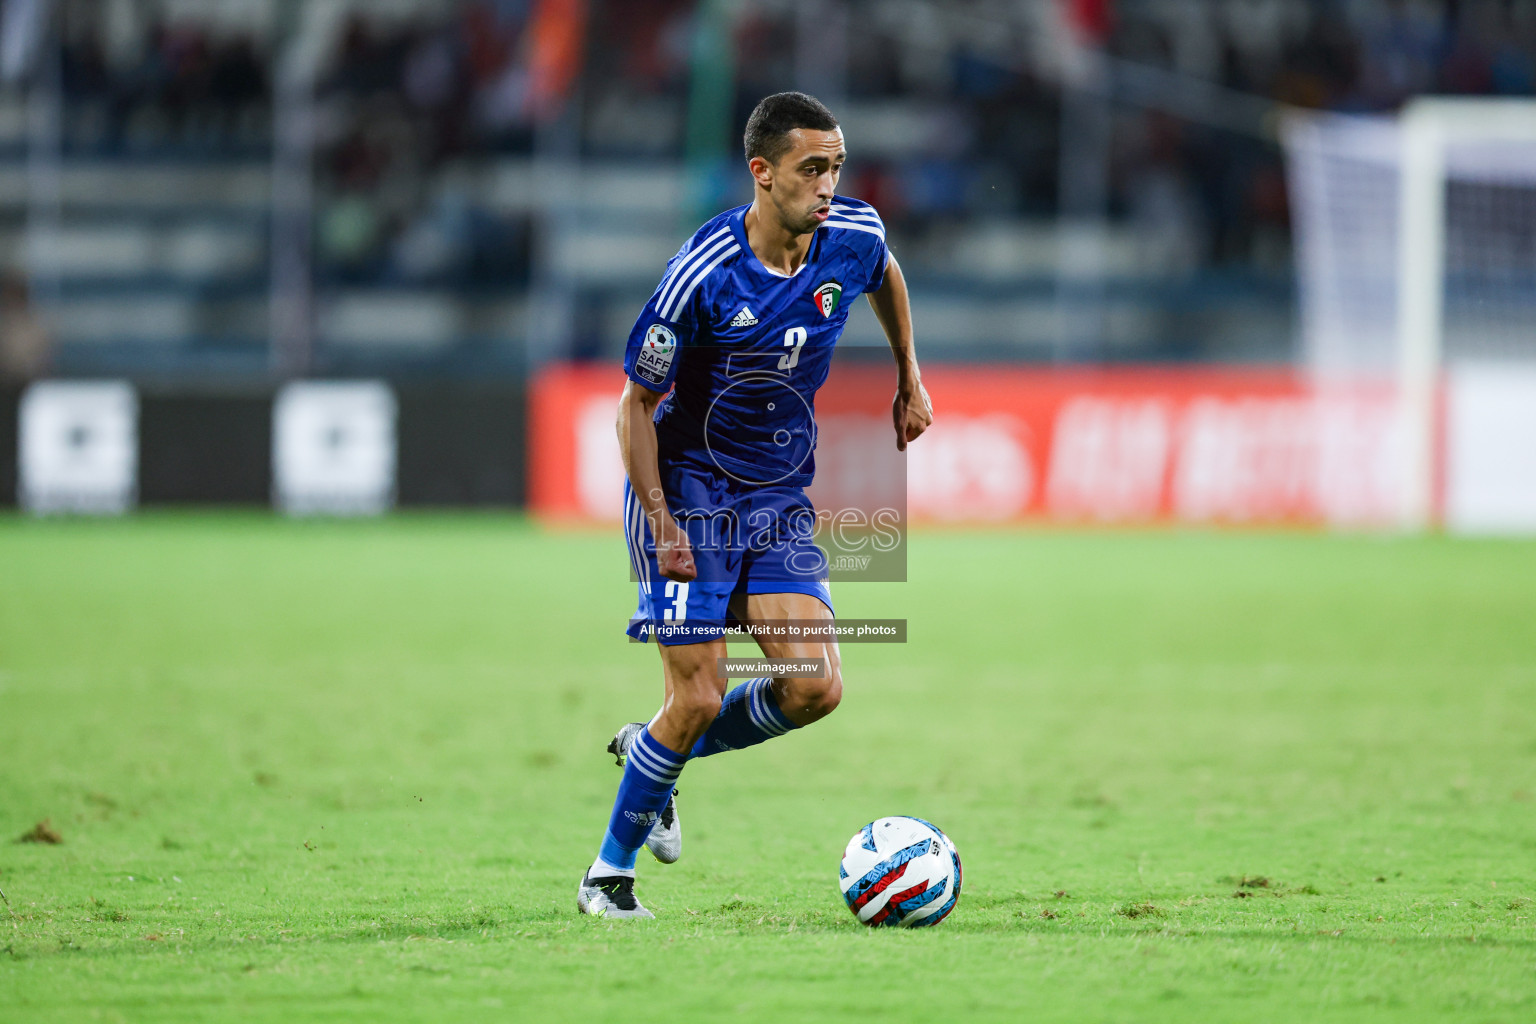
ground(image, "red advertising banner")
xmin=529 ymin=363 xmax=1404 ymax=527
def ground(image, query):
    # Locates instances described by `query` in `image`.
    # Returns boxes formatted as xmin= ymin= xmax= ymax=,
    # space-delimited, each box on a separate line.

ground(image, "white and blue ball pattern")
xmin=839 ymin=816 xmax=961 ymax=927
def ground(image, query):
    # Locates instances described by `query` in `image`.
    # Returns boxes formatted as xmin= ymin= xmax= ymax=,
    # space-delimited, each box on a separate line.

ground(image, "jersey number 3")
xmin=778 ymin=326 xmax=807 ymax=371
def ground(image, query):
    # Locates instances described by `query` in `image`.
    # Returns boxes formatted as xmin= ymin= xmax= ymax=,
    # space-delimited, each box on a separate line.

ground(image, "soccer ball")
xmin=838 ymin=816 xmax=961 ymax=927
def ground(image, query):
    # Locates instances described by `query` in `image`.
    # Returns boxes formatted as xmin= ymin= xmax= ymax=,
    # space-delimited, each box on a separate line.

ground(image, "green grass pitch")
xmin=2 ymin=513 xmax=1535 ymax=1022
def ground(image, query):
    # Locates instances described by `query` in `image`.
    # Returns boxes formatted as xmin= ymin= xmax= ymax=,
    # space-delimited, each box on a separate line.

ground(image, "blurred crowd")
xmin=58 ymin=18 xmax=270 ymax=152
xmin=313 ymin=9 xmax=541 ymax=285
xmin=34 ymin=0 xmax=1536 ymax=288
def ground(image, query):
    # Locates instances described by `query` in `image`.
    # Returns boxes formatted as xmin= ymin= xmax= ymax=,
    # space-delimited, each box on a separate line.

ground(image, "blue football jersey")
xmin=622 ymin=196 xmax=889 ymax=488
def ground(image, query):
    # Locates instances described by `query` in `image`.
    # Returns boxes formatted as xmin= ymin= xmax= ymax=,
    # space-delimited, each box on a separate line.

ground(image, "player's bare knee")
xmin=669 ymin=689 xmax=723 ymax=740
xmin=782 ymin=663 xmax=841 ymax=720
xmin=812 ymin=666 xmax=843 ymax=717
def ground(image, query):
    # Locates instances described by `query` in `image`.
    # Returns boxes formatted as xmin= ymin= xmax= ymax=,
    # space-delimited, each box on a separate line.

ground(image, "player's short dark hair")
xmin=743 ymin=92 xmax=840 ymax=165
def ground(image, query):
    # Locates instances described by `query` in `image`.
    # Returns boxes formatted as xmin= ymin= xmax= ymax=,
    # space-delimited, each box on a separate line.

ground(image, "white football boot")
xmin=608 ymin=722 xmax=682 ymax=864
xmin=576 ymin=872 xmax=654 ymax=919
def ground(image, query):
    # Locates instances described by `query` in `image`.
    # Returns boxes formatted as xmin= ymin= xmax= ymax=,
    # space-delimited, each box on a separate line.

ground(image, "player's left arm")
xmin=865 ymin=253 xmax=932 ymax=451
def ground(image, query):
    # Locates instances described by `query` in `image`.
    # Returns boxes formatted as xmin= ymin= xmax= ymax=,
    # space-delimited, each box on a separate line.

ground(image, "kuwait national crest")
xmin=812 ymin=280 xmax=843 ymax=318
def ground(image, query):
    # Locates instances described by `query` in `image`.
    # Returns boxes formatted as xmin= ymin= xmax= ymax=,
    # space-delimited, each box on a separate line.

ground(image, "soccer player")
xmin=578 ymin=92 xmax=933 ymax=918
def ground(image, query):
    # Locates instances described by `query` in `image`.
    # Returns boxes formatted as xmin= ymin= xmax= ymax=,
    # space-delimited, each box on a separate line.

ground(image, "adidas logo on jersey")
xmin=729 ymin=306 xmax=759 ymax=327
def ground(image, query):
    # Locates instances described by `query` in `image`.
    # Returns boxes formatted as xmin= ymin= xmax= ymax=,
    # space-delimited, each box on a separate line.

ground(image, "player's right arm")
xmin=617 ymin=380 xmax=695 ymax=583
xmin=618 ymin=227 xmax=725 ymax=582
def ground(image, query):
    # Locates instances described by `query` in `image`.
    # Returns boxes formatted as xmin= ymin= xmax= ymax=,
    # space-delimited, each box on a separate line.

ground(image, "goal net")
xmin=1284 ymin=99 xmax=1536 ymax=532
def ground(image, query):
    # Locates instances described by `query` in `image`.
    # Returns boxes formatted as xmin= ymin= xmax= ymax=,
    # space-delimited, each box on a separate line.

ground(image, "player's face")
xmin=768 ymin=128 xmax=846 ymax=234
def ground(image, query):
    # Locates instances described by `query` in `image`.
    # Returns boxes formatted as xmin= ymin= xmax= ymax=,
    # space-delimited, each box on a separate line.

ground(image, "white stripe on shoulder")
xmin=831 ymin=204 xmax=883 ymax=224
xmin=656 ymin=227 xmax=733 ymax=314
xmin=657 ymin=236 xmax=736 ymax=319
xmin=825 ymin=219 xmax=886 ymax=241
xmin=664 ymin=226 xmax=732 ymax=283
xmin=660 ymin=241 xmax=740 ymax=320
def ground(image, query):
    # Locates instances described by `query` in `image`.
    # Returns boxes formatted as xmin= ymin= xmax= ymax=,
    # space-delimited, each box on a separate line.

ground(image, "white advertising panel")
xmin=273 ymin=381 xmax=397 ymax=515
xmin=18 ymin=380 xmax=138 ymax=514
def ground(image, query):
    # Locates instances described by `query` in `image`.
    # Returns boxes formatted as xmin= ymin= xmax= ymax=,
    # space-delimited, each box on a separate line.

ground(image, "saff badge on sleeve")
xmin=634 ymin=323 xmax=677 ymax=385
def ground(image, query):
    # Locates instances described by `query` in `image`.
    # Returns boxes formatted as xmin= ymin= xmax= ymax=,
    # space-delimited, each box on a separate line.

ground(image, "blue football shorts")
xmin=623 ymin=455 xmax=834 ymax=646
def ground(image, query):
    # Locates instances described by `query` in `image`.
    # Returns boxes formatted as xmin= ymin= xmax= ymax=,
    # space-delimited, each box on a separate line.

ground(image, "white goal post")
xmin=1285 ymin=98 xmax=1536 ymax=532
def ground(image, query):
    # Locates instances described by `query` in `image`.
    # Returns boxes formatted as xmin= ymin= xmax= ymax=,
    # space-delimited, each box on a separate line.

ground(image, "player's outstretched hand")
xmin=655 ymin=516 xmax=697 ymax=583
xmin=893 ymin=379 xmax=933 ymax=451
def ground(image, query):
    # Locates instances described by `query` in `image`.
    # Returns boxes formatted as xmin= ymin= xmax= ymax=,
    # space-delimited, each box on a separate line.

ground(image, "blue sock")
xmin=690 ymin=677 xmax=798 ymax=758
xmin=593 ymin=728 xmax=686 ymax=875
